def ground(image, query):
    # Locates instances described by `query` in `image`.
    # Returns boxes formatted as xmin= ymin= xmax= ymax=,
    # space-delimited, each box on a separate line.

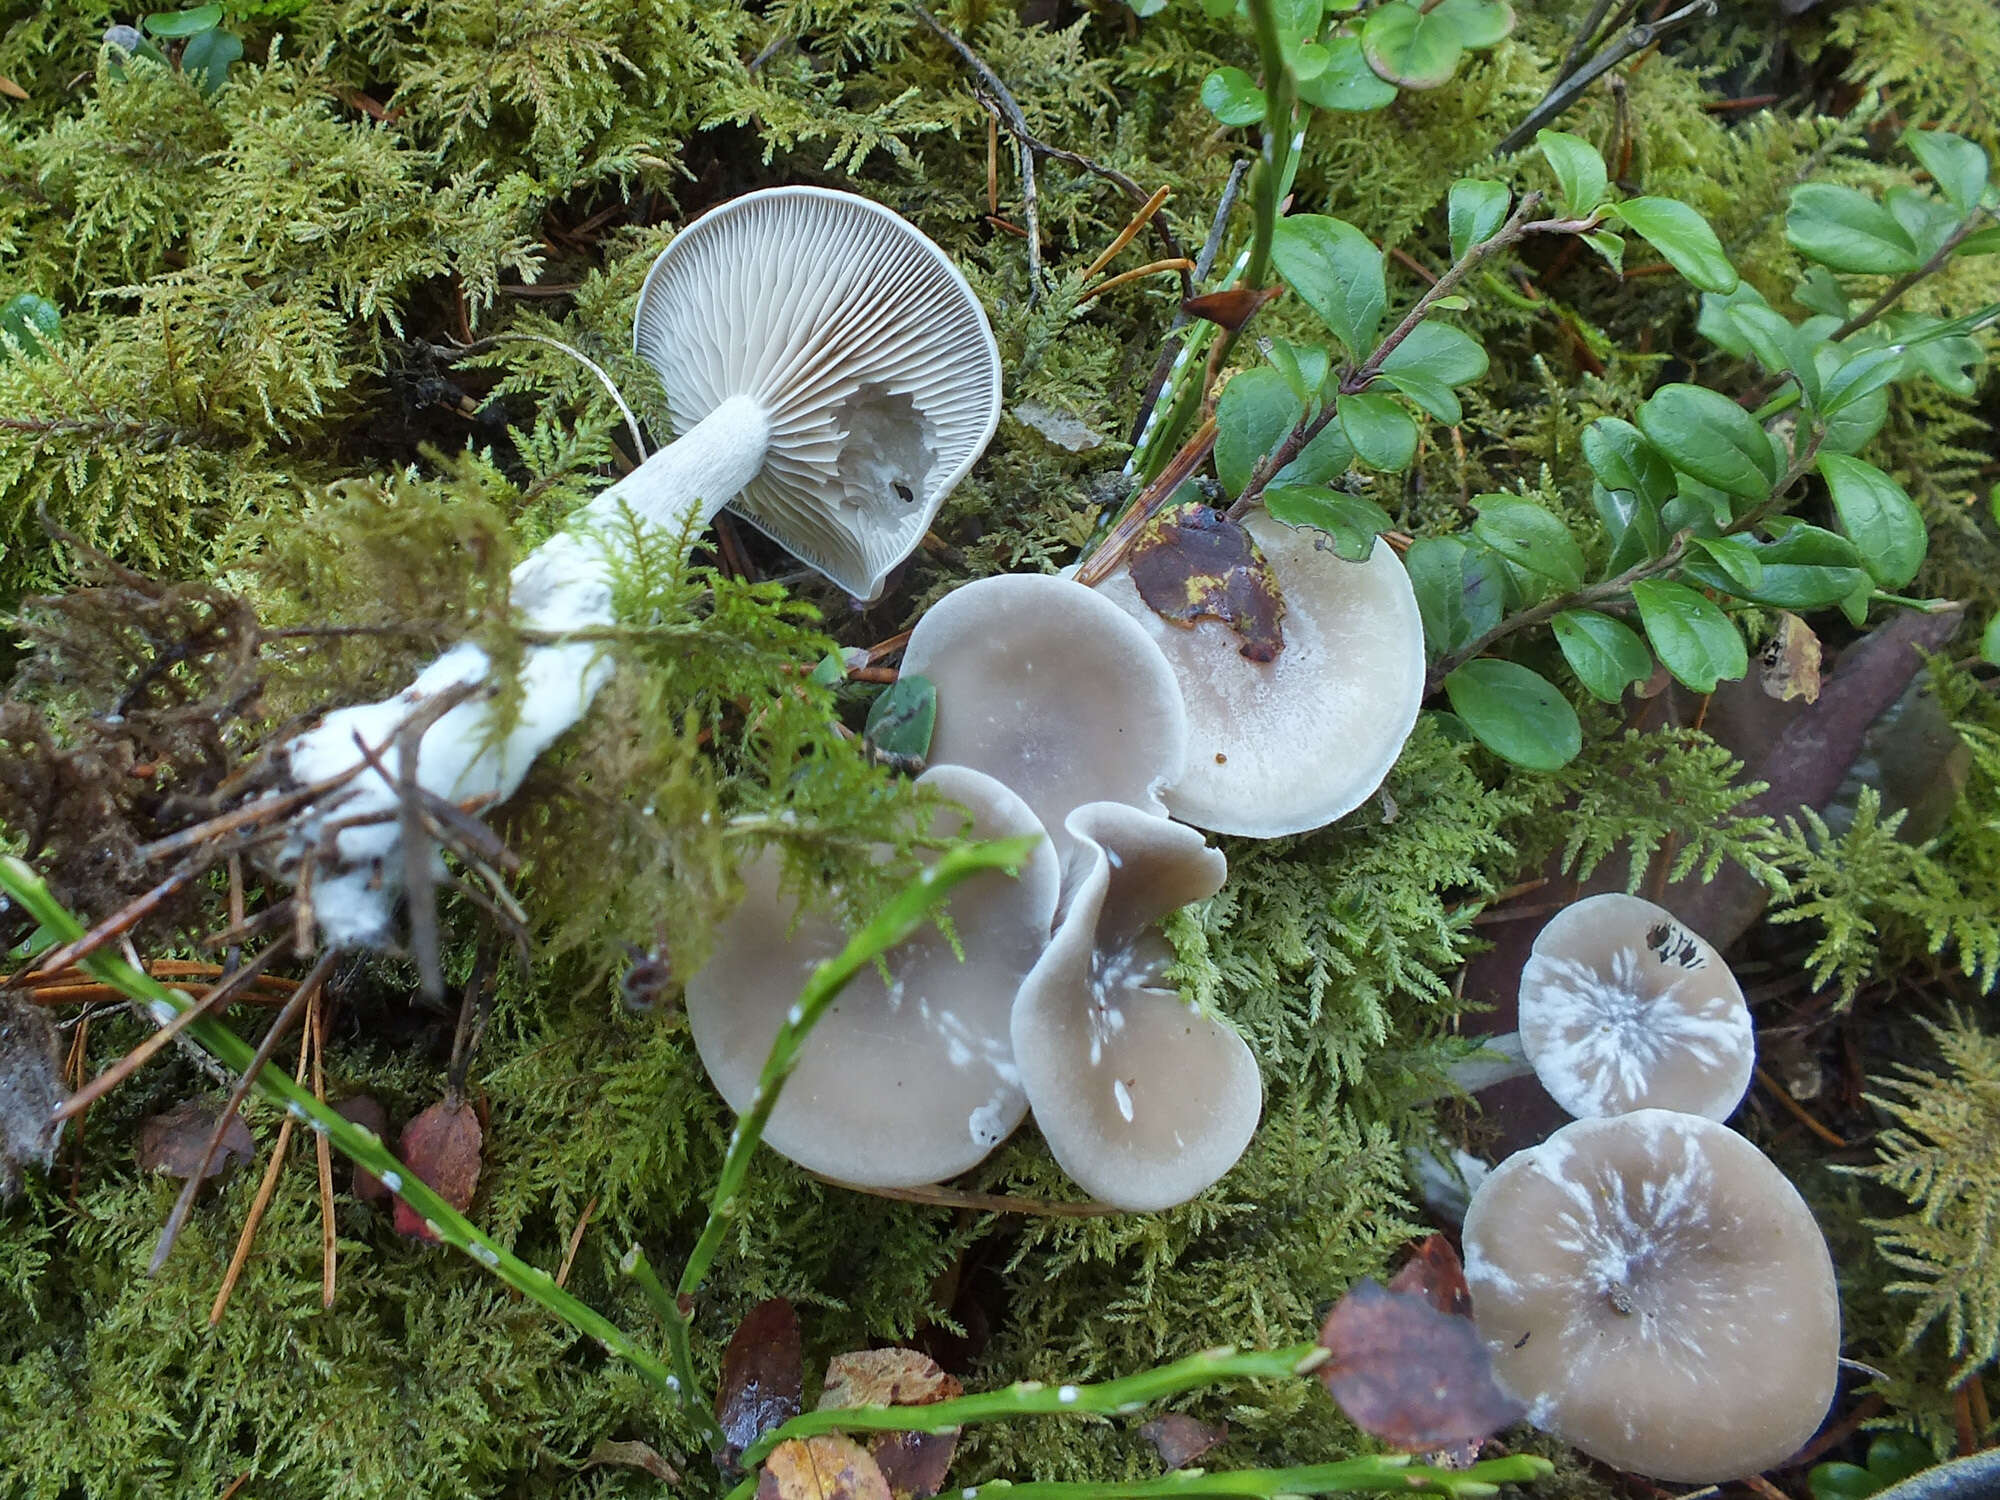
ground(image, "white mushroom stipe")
xmin=902 ymin=574 xmax=1189 ymax=866
xmin=1519 ymin=894 xmax=1755 ymax=1120
xmin=1093 ymin=517 xmax=1425 ymax=837
xmin=686 ymin=766 xmax=1059 ymax=1187
xmin=1011 ymin=801 xmax=1259 ymax=1211
xmin=269 ymin=188 xmax=1001 ymax=947
xmin=1462 ymin=1111 xmax=1840 ymax=1483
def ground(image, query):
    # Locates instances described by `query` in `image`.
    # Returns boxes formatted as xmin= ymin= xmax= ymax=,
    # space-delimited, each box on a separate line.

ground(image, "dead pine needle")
xmin=211 ymin=1009 xmax=315 ymax=1326
xmin=555 ymin=1194 xmax=600 ymax=1289
xmin=1081 ymin=183 xmax=1173 ymax=282
xmin=1080 ymin=258 xmax=1196 ymax=302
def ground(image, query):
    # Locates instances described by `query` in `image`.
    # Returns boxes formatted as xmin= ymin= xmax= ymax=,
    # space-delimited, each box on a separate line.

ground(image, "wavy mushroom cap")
xmin=902 ymin=573 xmax=1190 ymax=866
xmin=1010 ymin=801 xmax=1259 ymax=1211
xmin=1520 ymin=894 xmax=1754 ymax=1120
xmin=685 ymin=766 xmax=1059 ymax=1188
xmin=634 ymin=187 xmax=1002 ymax=598
xmin=1463 ymin=1111 xmax=1840 ymax=1483
xmin=1093 ymin=516 xmax=1425 ymax=838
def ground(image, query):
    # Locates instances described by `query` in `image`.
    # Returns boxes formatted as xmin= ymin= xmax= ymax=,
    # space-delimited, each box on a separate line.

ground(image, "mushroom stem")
xmin=272 ymin=396 xmax=774 ymax=949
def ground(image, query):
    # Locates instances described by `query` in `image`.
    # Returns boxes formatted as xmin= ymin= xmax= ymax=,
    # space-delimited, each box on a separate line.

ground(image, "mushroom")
xmin=684 ymin=765 xmax=1060 ymax=1188
xmin=1517 ymin=894 xmax=1754 ymax=1121
xmin=274 ymin=187 xmax=1002 ymax=946
xmin=1461 ymin=1110 xmax=1840 ymax=1483
xmin=1092 ymin=514 xmax=1425 ymax=837
xmin=900 ymin=574 xmax=1189 ymax=865
xmin=1010 ymin=800 xmax=1260 ymax=1210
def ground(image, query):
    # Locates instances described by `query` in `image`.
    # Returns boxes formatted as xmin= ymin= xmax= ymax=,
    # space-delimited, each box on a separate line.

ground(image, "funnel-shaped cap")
xmin=634 ymin=187 xmax=1002 ymax=598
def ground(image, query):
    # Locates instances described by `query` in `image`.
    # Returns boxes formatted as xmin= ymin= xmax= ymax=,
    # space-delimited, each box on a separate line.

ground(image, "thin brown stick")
xmin=1079 ymin=258 xmax=1195 ymax=301
xmin=985 ymin=114 xmax=998 ymax=215
xmin=53 ymin=939 xmax=297 ymax=1123
xmin=211 ymin=1018 xmax=314 ymax=1325
xmin=1072 ymin=417 xmax=1219 ymax=588
xmin=555 ymin=1194 xmax=600 ymax=1289
xmin=13 ymin=869 xmax=199 ymax=986
xmin=1081 ymin=184 xmax=1173 ymax=282
xmin=820 ymin=1177 xmax=1124 ymax=1218
xmin=133 ymin=764 xmax=368 ymax=864
xmin=1755 ymin=1065 xmax=1849 ymax=1149
xmin=148 ymin=952 xmax=338 ymax=1276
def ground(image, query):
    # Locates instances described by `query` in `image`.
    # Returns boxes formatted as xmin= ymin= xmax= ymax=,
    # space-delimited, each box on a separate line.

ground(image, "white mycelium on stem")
xmin=274 ymin=188 xmax=1002 ymax=946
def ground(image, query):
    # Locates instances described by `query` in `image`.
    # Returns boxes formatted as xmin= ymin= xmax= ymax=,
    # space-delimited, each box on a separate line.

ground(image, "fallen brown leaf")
xmin=1128 ymin=503 xmax=1286 ymax=662
xmin=1386 ymin=1234 xmax=1473 ymax=1320
xmin=719 ymin=1298 xmax=804 ymax=1459
xmin=1315 ymin=1278 xmax=1522 ymax=1451
xmin=333 ymin=1095 xmax=389 ymax=1202
xmin=0 ymin=993 xmax=66 ymax=1198
xmin=583 ymin=1437 xmax=679 ymax=1482
xmin=1139 ymin=1413 xmax=1227 ymax=1470
xmin=392 ymin=1099 xmax=481 ymax=1240
xmin=820 ymin=1349 xmax=964 ymax=1500
xmin=1760 ymin=611 xmax=1822 ymax=703
xmin=1181 ymin=285 xmax=1283 ymax=332
xmin=756 ymin=1436 xmax=892 ymax=1500
xmin=137 ymin=1097 xmax=254 ymax=1180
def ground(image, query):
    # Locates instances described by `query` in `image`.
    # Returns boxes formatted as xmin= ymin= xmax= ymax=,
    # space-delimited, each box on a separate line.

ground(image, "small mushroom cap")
xmin=1093 ymin=515 xmax=1425 ymax=837
xmin=634 ymin=187 xmax=1002 ymax=598
xmin=902 ymin=574 xmax=1190 ymax=865
xmin=1462 ymin=1111 xmax=1840 ymax=1483
xmin=1519 ymin=894 xmax=1754 ymax=1120
xmin=1010 ymin=801 xmax=1260 ymax=1210
xmin=685 ymin=766 xmax=1059 ymax=1188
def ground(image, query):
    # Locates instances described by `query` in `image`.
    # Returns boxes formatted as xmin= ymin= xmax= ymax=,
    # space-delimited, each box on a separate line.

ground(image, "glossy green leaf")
xmin=1275 ymin=417 xmax=1356 ymax=487
xmin=1471 ymin=495 xmax=1585 ymax=591
xmin=1984 ymin=613 xmax=2000 ymax=667
xmin=1630 ymin=579 xmax=1747 ymax=693
xmin=1886 ymin=185 xmax=1959 ymax=260
xmin=1201 ymin=67 xmax=1267 ymax=126
xmin=1688 ymin=536 xmax=1764 ymax=592
xmin=1904 ymin=130 xmax=1988 ymax=215
xmin=180 ymin=25 xmax=240 ymax=93
xmin=1429 ymin=0 xmax=1514 ymax=47
xmin=1215 ymin=368 xmax=1303 ymax=497
xmin=1637 ymin=383 xmax=1779 ymax=499
xmin=1536 ymin=129 xmax=1607 ymax=215
xmin=1444 ymin=659 xmax=1581 ymax=770
xmin=1661 ymin=474 xmax=1731 ymax=537
xmin=1582 ymin=418 xmax=1676 ymax=508
xmin=1611 ymin=196 xmax=1737 ymax=292
xmin=1263 ymin=487 xmax=1394 ymax=561
xmin=1581 ymin=229 xmax=1623 ymax=274
xmin=1296 ymin=32 xmax=1399 ymax=110
xmin=1819 ymin=452 xmax=1927 ymax=586
xmin=1338 ymin=391 xmax=1419 ymax=471
xmin=1379 ymin=320 xmax=1489 ymax=385
xmin=1593 ymin=484 xmax=1665 ymax=574
xmin=1957 ymin=224 xmax=2000 ymax=256
xmin=1795 ymin=266 xmax=1851 ymax=320
xmin=1552 ymin=610 xmax=1653 ymax=703
xmin=1289 ymin=39 xmax=1333 ymax=80
xmin=1406 ymin=535 xmax=1505 ymax=657
xmin=1818 ymin=345 xmax=1904 ymax=417
xmin=1787 ymin=183 xmax=1923 ymax=274
xmin=863 ymin=674 xmax=937 ymax=761
xmin=141 ymin=3 xmax=222 ymax=35
xmin=1728 ymin=302 xmax=1821 ymax=406
xmin=1361 ymin=1 xmax=1461 ymax=89
xmin=1449 ymin=179 xmax=1510 ymax=260
xmin=1271 ymin=214 xmax=1386 ymax=356
xmin=1682 ymin=526 xmax=1869 ymax=609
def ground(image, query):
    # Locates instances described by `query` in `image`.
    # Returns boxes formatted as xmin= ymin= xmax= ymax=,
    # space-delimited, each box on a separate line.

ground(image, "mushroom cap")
xmin=684 ymin=765 xmax=1059 ymax=1188
xmin=902 ymin=573 xmax=1190 ymax=865
xmin=1462 ymin=1111 xmax=1840 ymax=1483
xmin=1010 ymin=800 xmax=1260 ymax=1210
xmin=1093 ymin=515 xmax=1424 ymax=838
xmin=634 ymin=187 xmax=1002 ymax=598
xmin=1519 ymin=894 xmax=1754 ymax=1120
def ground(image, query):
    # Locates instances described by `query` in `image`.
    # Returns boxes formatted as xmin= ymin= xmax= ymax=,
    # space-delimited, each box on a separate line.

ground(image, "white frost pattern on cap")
xmin=634 ymin=187 xmax=1002 ymax=598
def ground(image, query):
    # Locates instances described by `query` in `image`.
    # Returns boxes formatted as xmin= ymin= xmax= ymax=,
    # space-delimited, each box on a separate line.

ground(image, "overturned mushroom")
xmin=1518 ymin=894 xmax=1754 ymax=1121
xmin=901 ymin=574 xmax=1189 ymax=864
xmin=1462 ymin=1111 xmax=1840 ymax=1483
xmin=1093 ymin=515 xmax=1424 ymax=837
xmin=276 ymin=188 xmax=1002 ymax=946
xmin=1011 ymin=801 xmax=1259 ymax=1210
xmin=685 ymin=766 xmax=1059 ymax=1188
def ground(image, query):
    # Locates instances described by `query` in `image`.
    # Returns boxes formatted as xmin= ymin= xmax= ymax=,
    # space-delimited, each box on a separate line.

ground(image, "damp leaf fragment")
xmin=1127 ymin=503 xmax=1286 ymax=662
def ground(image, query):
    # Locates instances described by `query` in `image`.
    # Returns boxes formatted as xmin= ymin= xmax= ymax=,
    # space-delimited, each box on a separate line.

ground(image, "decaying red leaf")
xmin=1181 ymin=285 xmax=1283 ymax=332
xmin=719 ymin=1297 xmax=804 ymax=1458
xmin=1139 ymin=1413 xmax=1228 ymax=1470
xmin=391 ymin=1098 xmax=482 ymax=1241
xmin=820 ymin=1349 xmax=964 ymax=1500
xmin=333 ymin=1095 xmax=389 ymax=1202
xmin=755 ymin=1436 xmax=892 ymax=1500
xmin=583 ymin=1437 xmax=680 ymax=1482
xmin=1386 ymin=1234 xmax=1473 ymax=1320
xmin=1128 ymin=503 xmax=1286 ymax=662
xmin=1315 ymin=1278 xmax=1522 ymax=1451
xmin=137 ymin=1097 xmax=254 ymax=1180
xmin=0 ymin=993 xmax=67 ymax=1198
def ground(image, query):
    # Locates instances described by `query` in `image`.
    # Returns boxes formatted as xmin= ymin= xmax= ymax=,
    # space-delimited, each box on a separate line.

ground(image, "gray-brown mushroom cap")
xmin=1462 ymin=1110 xmax=1840 ymax=1483
xmin=1010 ymin=800 xmax=1260 ymax=1211
xmin=902 ymin=574 xmax=1189 ymax=865
xmin=685 ymin=765 xmax=1059 ymax=1188
xmin=1093 ymin=515 xmax=1424 ymax=837
xmin=1519 ymin=894 xmax=1754 ymax=1120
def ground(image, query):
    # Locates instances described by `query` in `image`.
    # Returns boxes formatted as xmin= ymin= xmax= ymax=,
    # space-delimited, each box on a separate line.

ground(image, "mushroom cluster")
xmin=1437 ymin=895 xmax=1843 ymax=1483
